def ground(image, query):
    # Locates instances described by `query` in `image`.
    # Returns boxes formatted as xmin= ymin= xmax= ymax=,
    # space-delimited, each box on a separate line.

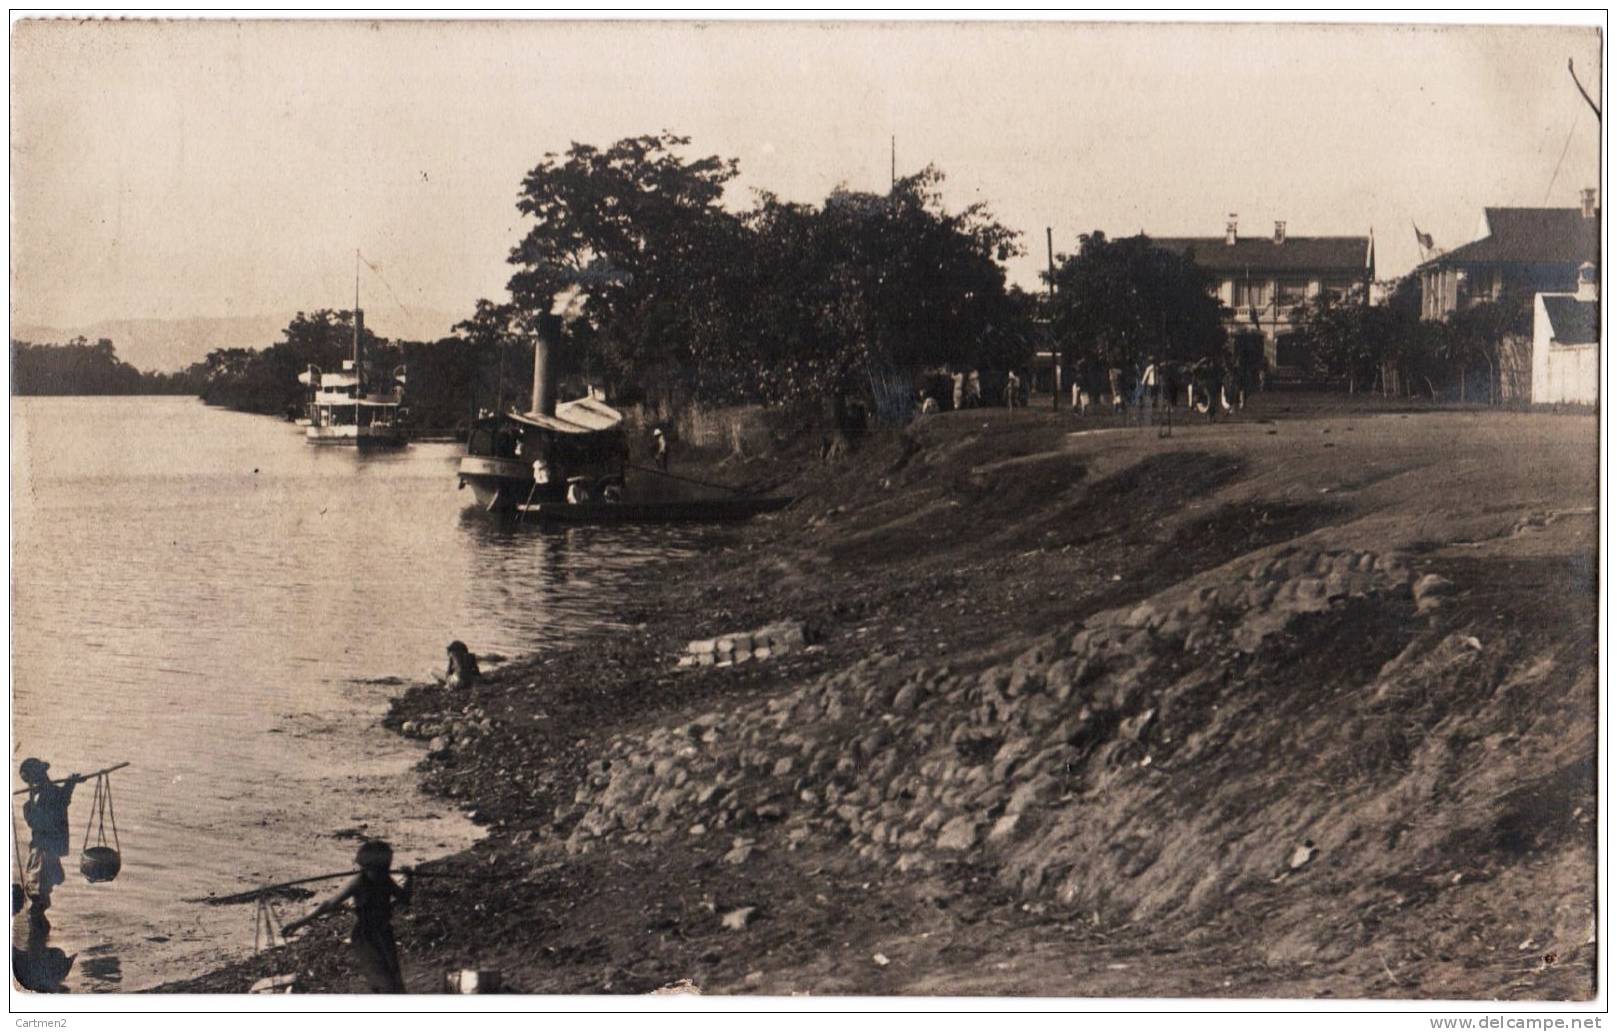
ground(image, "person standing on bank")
xmin=18 ymin=758 xmax=83 ymax=932
xmin=284 ymin=840 xmax=414 ymax=993
xmin=653 ymin=428 xmax=669 ymax=472
xmin=1138 ymin=356 xmax=1160 ymax=427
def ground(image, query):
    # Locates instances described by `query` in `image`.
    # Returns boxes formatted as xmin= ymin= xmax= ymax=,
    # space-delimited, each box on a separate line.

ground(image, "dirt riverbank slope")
xmin=161 ymin=398 xmax=1598 ymax=999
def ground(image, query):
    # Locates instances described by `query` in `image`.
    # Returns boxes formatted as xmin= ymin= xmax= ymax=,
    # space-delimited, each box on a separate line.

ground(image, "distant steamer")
xmin=296 ymin=261 xmax=407 ymax=448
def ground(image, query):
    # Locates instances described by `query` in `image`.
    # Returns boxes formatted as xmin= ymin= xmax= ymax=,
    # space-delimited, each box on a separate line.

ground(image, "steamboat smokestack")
xmin=531 ymin=313 xmax=561 ymax=417
xmin=353 ymin=308 xmax=365 ymax=387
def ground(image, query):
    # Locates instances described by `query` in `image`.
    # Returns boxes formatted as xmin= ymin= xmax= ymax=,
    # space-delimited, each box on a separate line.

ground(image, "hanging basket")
xmin=80 ymin=772 xmax=122 ymax=884
xmin=81 ymin=846 xmax=121 ymax=883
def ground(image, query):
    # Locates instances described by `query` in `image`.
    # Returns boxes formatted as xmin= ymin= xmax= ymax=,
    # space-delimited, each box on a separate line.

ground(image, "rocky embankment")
xmin=566 ymin=550 xmax=1422 ymax=879
xmin=162 ymin=405 xmax=1597 ymax=998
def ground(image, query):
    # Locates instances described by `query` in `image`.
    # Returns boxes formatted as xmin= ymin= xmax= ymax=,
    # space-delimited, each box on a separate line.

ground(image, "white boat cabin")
xmin=298 ymin=360 xmax=407 ymax=445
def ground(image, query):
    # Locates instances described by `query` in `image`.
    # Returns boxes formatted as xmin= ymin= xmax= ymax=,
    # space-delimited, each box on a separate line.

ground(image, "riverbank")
xmin=159 ymin=398 xmax=1598 ymax=998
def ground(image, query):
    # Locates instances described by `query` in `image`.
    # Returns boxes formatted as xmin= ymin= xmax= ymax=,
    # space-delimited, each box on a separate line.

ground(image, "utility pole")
xmin=353 ymin=249 xmax=362 ymax=429
xmin=1569 ymin=58 xmax=1601 ymax=120
xmin=890 ymin=135 xmax=896 ymax=192
xmin=1047 ymin=227 xmax=1060 ymax=410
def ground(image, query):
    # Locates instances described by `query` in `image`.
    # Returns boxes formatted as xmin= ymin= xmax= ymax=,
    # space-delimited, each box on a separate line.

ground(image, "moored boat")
xmin=456 ymin=310 xmax=791 ymax=520
xmin=458 ymin=396 xmax=628 ymax=510
xmin=457 ymin=312 xmax=627 ymax=509
xmin=298 ymin=352 xmax=408 ymax=448
xmin=297 ymin=273 xmax=407 ymax=448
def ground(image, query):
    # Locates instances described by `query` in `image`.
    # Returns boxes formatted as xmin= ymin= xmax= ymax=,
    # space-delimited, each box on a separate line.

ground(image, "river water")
xmin=10 ymin=396 xmax=711 ymax=991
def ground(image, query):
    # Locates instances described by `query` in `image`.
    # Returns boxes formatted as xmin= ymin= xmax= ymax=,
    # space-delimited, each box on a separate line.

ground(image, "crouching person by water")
xmin=284 ymin=841 xmax=414 ymax=993
xmin=433 ymin=640 xmax=480 ymax=690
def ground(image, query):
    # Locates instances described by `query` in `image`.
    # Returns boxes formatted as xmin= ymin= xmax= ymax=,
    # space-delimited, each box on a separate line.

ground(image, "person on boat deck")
xmin=284 ymin=840 xmax=414 ymax=993
xmin=653 ymin=428 xmax=669 ymax=472
xmin=18 ymin=758 xmax=83 ymax=932
xmin=442 ymin=640 xmax=480 ymax=690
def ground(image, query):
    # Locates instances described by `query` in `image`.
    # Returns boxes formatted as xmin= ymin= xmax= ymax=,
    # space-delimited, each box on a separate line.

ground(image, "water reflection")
xmin=451 ymin=512 xmax=707 ymax=645
xmin=79 ymin=947 xmax=123 ymax=987
xmin=12 ymin=397 xmax=718 ymax=990
xmin=12 ymin=916 xmax=76 ymax=993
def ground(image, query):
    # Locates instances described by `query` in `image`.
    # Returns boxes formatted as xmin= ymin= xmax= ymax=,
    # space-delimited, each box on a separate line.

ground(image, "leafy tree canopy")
xmin=11 ymin=337 xmax=195 ymax=395
xmin=704 ymin=168 xmax=1031 ymax=405
xmin=506 ymin=133 xmax=742 ymax=387
xmin=505 ymin=137 xmax=1033 ymax=407
xmin=1048 ymin=232 xmax=1227 ymax=371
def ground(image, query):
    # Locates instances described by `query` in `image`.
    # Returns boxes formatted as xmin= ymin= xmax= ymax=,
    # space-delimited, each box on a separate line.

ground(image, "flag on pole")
xmin=1412 ymin=222 xmax=1434 ymax=253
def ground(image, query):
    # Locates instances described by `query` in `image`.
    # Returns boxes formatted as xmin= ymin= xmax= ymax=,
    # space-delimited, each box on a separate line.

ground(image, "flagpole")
xmin=354 ymin=250 xmax=361 ymax=429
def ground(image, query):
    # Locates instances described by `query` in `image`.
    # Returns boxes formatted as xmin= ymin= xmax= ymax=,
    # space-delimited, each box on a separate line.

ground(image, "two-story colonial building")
xmin=1418 ymin=190 xmax=1599 ymax=321
xmin=1152 ymin=218 xmax=1375 ymax=375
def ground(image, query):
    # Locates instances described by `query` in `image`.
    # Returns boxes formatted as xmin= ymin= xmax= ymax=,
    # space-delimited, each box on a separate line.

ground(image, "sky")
xmin=9 ymin=16 xmax=1604 ymax=337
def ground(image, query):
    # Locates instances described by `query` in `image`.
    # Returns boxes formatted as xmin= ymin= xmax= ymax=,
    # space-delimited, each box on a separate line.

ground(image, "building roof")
xmin=511 ymin=395 xmax=625 ymax=435
xmin=1427 ymin=207 xmax=1600 ymax=268
xmin=1150 ymin=235 xmax=1373 ymax=276
xmin=1541 ymin=295 xmax=1599 ymax=345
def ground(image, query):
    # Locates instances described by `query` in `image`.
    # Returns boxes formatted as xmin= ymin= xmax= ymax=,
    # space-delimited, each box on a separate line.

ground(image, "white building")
xmin=1530 ymin=262 xmax=1599 ymax=406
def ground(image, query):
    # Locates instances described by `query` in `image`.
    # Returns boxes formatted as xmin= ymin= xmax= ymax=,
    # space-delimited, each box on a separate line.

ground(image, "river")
xmin=10 ymin=395 xmax=711 ymax=991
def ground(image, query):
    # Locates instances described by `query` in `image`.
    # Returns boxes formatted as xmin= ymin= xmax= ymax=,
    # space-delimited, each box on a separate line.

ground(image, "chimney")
xmin=1581 ymin=188 xmax=1597 ymax=219
xmin=530 ymin=315 xmax=562 ymax=417
xmin=1225 ymin=214 xmax=1238 ymax=246
xmin=1577 ymin=261 xmax=1598 ymax=302
xmin=531 ymin=313 xmax=561 ymax=417
xmin=352 ymin=308 xmax=365 ymax=388
xmin=1274 ymin=220 xmax=1287 ymax=245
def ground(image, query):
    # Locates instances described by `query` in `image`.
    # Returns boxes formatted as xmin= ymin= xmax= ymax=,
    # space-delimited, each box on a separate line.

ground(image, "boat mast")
xmin=353 ymin=249 xmax=361 ymax=429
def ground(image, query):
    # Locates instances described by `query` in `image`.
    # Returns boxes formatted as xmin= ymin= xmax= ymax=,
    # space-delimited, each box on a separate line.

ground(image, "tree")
xmin=451 ymin=299 xmax=528 ymax=418
xmin=503 ymin=139 xmax=1032 ymax=418
xmin=723 ymin=168 xmax=1031 ymax=410
xmin=195 ymin=310 xmax=383 ymax=414
xmin=10 ymin=337 xmax=173 ymax=395
xmin=1290 ymin=285 xmax=1381 ymax=391
xmin=505 ymin=132 xmax=742 ymax=394
xmin=1048 ymin=232 xmax=1227 ymax=373
xmin=1446 ymin=291 xmax=1532 ymax=404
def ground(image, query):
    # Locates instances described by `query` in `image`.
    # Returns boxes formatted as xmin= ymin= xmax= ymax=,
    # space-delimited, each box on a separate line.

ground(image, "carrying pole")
xmin=13 ymin=762 xmax=129 ymax=795
xmin=185 ymin=870 xmax=356 ymax=906
xmin=184 ymin=867 xmax=467 ymax=906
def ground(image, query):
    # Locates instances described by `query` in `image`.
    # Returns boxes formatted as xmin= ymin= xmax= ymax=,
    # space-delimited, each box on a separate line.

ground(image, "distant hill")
xmin=10 ymin=308 xmax=464 ymax=373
